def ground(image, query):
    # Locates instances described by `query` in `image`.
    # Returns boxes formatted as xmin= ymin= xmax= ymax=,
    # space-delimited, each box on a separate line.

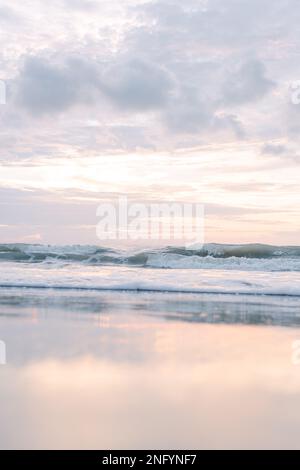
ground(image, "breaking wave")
xmin=0 ymin=243 xmax=300 ymax=271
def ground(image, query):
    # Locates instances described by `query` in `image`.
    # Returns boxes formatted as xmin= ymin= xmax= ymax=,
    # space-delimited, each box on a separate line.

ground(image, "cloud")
xmin=222 ymin=60 xmax=275 ymax=106
xmin=15 ymin=56 xmax=100 ymax=116
xmin=62 ymin=0 xmax=99 ymax=11
xmin=213 ymin=114 xmax=245 ymax=139
xmin=0 ymin=0 xmax=296 ymax=158
xmin=135 ymin=0 xmax=299 ymax=51
xmin=14 ymin=55 xmax=175 ymax=118
xmin=261 ymin=143 xmax=287 ymax=155
xmin=261 ymin=143 xmax=300 ymax=164
xmin=163 ymin=85 xmax=213 ymax=133
xmin=0 ymin=6 xmax=20 ymax=23
xmin=100 ymin=59 xmax=175 ymax=111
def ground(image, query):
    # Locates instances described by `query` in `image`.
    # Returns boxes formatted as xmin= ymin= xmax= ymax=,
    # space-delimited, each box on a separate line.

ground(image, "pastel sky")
xmin=0 ymin=0 xmax=299 ymax=245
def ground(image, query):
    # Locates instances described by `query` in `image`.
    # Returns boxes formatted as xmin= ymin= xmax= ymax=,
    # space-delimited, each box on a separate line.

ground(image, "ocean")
xmin=0 ymin=242 xmax=300 ymax=295
xmin=1 ymin=243 xmax=300 ymax=449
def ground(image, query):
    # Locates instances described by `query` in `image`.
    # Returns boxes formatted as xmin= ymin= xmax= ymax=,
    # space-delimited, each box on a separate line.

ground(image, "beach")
xmin=1 ymin=0 xmax=300 ymax=455
xmin=1 ymin=283 xmax=300 ymax=449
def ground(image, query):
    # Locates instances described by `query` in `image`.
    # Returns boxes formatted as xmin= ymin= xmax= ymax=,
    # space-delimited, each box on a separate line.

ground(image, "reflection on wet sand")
xmin=0 ymin=288 xmax=300 ymax=327
xmin=1 ymin=289 xmax=300 ymax=449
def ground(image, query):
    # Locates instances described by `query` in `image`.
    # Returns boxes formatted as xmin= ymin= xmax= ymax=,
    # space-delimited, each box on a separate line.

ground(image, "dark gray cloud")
xmin=14 ymin=55 xmax=175 ymax=117
xmin=261 ymin=143 xmax=287 ymax=156
xmin=100 ymin=59 xmax=175 ymax=111
xmin=261 ymin=143 xmax=300 ymax=163
xmin=222 ymin=60 xmax=275 ymax=106
xmin=15 ymin=56 xmax=100 ymax=115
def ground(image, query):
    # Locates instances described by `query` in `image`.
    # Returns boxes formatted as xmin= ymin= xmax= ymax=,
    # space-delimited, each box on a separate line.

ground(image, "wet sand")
xmin=0 ymin=288 xmax=300 ymax=449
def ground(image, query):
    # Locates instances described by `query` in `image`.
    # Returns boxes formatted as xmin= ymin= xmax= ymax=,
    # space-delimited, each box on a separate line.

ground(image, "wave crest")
xmin=0 ymin=243 xmax=300 ymax=271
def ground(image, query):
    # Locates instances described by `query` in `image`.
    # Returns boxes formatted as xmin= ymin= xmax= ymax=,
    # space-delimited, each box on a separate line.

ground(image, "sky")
xmin=0 ymin=0 xmax=299 ymax=245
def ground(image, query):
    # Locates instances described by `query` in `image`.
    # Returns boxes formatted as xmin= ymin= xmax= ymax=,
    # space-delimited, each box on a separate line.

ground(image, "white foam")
xmin=146 ymin=253 xmax=300 ymax=271
xmin=0 ymin=263 xmax=300 ymax=296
